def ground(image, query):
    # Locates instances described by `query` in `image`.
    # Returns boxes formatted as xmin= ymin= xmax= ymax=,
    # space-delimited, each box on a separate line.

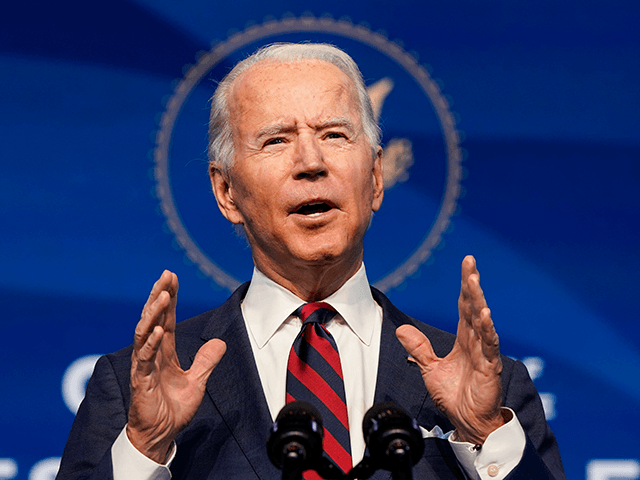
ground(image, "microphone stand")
xmin=280 ymin=443 xmax=306 ymax=480
xmin=281 ymin=453 xmax=347 ymax=480
xmin=387 ymin=439 xmax=414 ymax=480
xmin=348 ymin=456 xmax=376 ymax=480
xmin=316 ymin=457 xmax=348 ymax=480
xmin=352 ymin=440 xmax=414 ymax=480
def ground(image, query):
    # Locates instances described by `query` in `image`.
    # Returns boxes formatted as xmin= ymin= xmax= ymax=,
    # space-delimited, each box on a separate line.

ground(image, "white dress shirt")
xmin=112 ymin=263 xmax=525 ymax=480
xmin=241 ymin=263 xmax=382 ymax=464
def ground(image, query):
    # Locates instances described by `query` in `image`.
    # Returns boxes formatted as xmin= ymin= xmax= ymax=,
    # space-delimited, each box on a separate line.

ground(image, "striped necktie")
xmin=286 ymin=302 xmax=352 ymax=478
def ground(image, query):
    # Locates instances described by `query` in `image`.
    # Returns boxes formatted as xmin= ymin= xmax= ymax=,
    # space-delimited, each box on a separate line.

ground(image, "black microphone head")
xmin=362 ymin=402 xmax=424 ymax=467
xmin=275 ymin=401 xmax=323 ymax=427
xmin=267 ymin=401 xmax=324 ymax=470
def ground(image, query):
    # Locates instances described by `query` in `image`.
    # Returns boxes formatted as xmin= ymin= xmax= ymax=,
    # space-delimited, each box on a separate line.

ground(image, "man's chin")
xmin=288 ymin=241 xmax=364 ymax=270
xmin=248 ymin=227 xmax=365 ymax=274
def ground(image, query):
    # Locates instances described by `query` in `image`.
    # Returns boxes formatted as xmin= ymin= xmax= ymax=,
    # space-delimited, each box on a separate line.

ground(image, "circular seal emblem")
xmin=154 ymin=14 xmax=463 ymax=293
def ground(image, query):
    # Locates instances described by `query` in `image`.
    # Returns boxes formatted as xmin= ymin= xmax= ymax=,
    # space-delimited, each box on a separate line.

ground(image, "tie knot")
xmin=296 ymin=302 xmax=337 ymax=325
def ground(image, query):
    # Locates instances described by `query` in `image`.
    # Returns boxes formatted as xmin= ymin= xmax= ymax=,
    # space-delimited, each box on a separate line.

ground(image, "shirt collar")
xmin=242 ymin=263 xmax=378 ymax=349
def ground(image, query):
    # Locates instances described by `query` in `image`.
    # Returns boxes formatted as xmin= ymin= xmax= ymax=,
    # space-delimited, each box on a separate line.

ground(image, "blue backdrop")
xmin=2 ymin=2 xmax=639 ymax=480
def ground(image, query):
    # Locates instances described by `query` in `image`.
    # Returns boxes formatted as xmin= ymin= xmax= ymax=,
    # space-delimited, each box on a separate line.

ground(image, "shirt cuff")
xmin=448 ymin=408 xmax=525 ymax=480
xmin=111 ymin=426 xmax=176 ymax=480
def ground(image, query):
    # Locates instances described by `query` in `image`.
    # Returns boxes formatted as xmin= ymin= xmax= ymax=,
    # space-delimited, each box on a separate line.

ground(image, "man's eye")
xmin=326 ymin=132 xmax=346 ymax=140
xmin=263 ymin=138 xmax=285 ymax=147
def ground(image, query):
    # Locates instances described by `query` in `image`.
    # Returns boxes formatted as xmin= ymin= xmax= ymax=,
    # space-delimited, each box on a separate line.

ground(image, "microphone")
xmin=268 ymin=401 xmax=324 ymax=480
xmin=355 ymin=402 xmax=424 ymax=480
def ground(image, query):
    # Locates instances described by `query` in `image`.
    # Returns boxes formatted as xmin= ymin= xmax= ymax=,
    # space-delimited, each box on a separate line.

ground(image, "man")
xmin=57 ymin=43 xmax=565 ymax=480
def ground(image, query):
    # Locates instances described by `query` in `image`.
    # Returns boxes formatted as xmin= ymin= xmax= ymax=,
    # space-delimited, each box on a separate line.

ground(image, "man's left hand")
xmin=396 ymin=255 xmax=505 ymax=445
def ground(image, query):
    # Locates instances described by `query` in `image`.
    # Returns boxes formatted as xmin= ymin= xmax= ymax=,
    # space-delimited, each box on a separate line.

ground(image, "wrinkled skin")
xmin=396 ymin=255 xmax=505 ymax=444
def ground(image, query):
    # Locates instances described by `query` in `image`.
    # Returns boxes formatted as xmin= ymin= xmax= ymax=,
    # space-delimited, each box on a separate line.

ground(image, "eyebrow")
xmin=317 ymin=117 xmax=356 ymax=133
xmin=255 ymin=123 xmax=296 ymax=140
xmin=254 ymin=117 xmax=357 ymax=140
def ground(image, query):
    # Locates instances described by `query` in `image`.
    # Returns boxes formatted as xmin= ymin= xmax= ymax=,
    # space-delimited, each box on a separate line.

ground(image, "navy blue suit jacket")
xmin=57 ymin=284 xmax=565 ymax=480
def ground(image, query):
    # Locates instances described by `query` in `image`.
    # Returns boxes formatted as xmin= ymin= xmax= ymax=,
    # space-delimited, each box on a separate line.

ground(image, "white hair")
xmin=207 ymin=43 xmax=381 ymax=172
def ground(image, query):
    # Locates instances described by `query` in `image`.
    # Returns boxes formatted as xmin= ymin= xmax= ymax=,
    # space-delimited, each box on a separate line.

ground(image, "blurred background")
xmin=1 ymin=1 xmax=639 ymax=479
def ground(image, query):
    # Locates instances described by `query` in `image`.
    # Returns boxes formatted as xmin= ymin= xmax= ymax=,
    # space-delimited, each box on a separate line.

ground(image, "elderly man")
xmin=57 ymin=43 xmax=564 ymax=480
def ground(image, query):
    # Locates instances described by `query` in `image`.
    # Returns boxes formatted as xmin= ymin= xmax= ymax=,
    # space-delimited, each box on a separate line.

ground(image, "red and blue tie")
xmin=286 ymin=302 xmax=352 ymax=478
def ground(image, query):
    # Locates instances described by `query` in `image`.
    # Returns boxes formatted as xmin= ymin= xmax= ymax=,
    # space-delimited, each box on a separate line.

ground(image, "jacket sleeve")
xmin=56 ymin=353 xmax=130 ymax=480
xmin=502 ymin=358 xmax=566 ymax=480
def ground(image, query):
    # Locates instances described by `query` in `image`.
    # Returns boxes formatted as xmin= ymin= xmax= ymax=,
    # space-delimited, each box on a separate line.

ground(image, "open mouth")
xmin=294 ymin=202 xmax=334 ymax=216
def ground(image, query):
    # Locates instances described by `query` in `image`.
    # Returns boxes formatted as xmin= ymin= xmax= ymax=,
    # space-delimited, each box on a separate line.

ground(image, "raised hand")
xmin=126 ymin=271 xmax=227 ymax=463
xmin=396 ymin=255 xmax=505 ymax=445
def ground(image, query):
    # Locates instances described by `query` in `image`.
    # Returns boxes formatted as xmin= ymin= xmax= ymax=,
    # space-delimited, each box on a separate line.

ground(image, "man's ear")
xmin=371 ymin=146 xmax=384 ymax=212
xmin=209 ymin=163 xmax=244 ymax=225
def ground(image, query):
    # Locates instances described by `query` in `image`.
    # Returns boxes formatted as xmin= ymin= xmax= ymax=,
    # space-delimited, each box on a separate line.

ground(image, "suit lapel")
xmin=371 ymin=287 xmax=457 ymax=428
xmin=370 ymin=288 xmax=462 ymax=480
xmin=197 ymin=283 xmax=276 ymax=480
xmin=371 ymin=287 xmax=429 ymax=420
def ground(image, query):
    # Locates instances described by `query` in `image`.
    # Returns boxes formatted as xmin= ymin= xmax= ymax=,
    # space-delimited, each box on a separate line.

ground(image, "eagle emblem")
xmin=367 ymin=78 xmax=414 ymax=190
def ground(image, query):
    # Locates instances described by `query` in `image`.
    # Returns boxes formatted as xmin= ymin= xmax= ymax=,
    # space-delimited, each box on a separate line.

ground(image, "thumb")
xmin=396 ymin=325 xmax=438 ymax=367
xmin=190 ymin=338 xmax=227 ymax=386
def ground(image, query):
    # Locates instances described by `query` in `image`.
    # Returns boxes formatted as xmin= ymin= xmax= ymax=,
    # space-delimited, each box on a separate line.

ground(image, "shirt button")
xmin=487 ymin=464 xmax=500 ymax=477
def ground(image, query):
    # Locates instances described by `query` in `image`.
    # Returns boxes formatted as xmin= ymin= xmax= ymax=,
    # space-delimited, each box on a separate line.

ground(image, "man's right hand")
xmin=126 ymin=270 xmax=227 ymax=463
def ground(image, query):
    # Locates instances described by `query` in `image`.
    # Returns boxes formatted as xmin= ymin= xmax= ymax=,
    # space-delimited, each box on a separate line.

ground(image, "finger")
xmin=458 ymin=256 xmax=487 ymax=326
xmin=466 ymin=268 xmax=488 ymax=315
xmin=141 ymin=271 xmax=174 ymax=319
xmin=162 ymin=273 xmax=179 ymax=335
xmin=140 ymin=270 xmax=171 ymax=341
xmin=133 ymin=325 xmax=164 ymax=377
xmin=150 ymin=271 xmax=178 ymax=331
xmin=396 ymin=325 xmax=439 ymax=367
xmin=134 ymin=289 xmax=172 ymax=350
xmin=189 ymin=339 xmax=227 ymax=387
xmin=478 ymin=307 xmax=501 ymax=363
xmin=461 ymin=255 xmax=478 ymax=282
xmin=458 ymin=256 xmax=476 ymax=324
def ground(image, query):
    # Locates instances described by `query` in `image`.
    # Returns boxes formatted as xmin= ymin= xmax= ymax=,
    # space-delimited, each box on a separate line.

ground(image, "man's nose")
xmin=292 ymin=135 xmax=327 ymax=179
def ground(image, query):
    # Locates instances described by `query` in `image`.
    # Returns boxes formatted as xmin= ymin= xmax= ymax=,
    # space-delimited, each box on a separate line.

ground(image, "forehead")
xmin=228 ymin=59 xmax=360 ymax=122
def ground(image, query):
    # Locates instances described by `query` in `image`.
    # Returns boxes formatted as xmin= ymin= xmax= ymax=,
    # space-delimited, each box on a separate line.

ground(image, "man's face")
xmin=213 ymin=59 xmax=383 ymax=280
